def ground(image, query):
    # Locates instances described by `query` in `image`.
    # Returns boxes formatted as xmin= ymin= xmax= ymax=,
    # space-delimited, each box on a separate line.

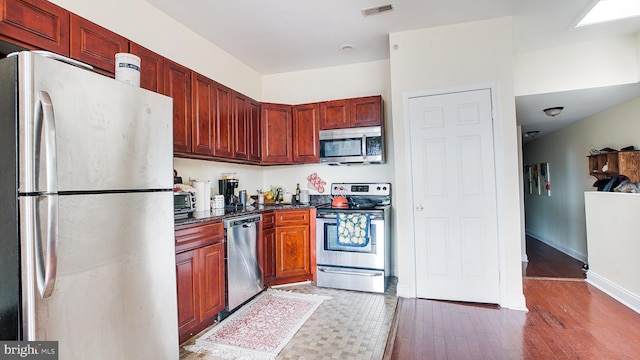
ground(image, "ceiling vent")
xmin=362 ymin=4 xmax=395 ymax=17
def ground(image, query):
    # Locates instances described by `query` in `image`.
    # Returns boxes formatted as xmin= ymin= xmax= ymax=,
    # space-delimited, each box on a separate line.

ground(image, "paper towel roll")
xmin=115 ymin=53 xmax=141 ymax=87
xmin=191 ymin=180 xmax=211 ymax=212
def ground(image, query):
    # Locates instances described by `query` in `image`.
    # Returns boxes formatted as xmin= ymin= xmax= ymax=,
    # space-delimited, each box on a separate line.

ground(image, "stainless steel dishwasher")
xmin=223 ymin=214 xmax=263 ymax=312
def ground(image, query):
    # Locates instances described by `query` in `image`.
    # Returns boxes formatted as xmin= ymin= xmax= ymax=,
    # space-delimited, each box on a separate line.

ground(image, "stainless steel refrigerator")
xmin=0 ymin=51 xmax=179 ymax=359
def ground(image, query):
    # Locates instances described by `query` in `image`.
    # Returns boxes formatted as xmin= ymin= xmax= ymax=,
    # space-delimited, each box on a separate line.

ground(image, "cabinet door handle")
xmin=416 ymin=205 xmax=424 ymax=211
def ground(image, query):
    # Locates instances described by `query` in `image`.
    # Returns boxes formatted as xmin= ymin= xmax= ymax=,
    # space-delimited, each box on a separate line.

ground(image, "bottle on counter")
xmin=295 ymin=183 xmax=301 ymax=203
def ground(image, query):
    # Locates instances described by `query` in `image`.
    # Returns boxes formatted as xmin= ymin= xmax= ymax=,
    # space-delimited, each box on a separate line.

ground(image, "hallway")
xmin=522 ymin=236 xmax=585 ymax=279
xmin=390 ymin=237 xmax=640 ymax=359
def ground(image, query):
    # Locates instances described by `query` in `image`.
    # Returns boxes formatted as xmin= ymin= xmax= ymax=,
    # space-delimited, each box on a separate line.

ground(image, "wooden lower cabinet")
xmin=275 ymin=225 xmax=310 ymax=279
xmin=198 ymin=242 xmax=225 ymax=321
xmin=175 ymin=249 xmax=199 ymax=342
xmin=264 ymin=209 xmax=314 ymax=286
xmin=175 ymin=222 xmax=225 ymax=344
xmin=263 ymin=227 xmax=277 ymax=284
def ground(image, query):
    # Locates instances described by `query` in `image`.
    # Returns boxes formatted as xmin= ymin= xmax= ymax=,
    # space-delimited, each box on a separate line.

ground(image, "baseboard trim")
xmin=396 ymin=282 xmax=414 ymax=298
xmin=586 ymin=271 xmax=640 ymax=314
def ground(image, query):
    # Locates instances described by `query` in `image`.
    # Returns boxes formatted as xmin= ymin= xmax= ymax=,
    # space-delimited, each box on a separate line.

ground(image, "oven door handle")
xmin=316 ymin=213 xmax=384 ymax=220
xmin=318 ymin=268 xmax=382 ymax=277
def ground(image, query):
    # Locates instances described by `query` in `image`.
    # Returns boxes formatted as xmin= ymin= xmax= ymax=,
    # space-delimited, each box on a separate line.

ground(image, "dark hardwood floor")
xmin=389 ymin=236 xmax=640 ymax=359
xmin=522 ymin=236 xmax=586 ymax=279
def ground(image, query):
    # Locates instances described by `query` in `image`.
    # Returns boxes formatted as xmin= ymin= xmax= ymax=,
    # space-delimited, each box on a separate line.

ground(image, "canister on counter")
xmin=239 ymin=190 xmax=247 ymax=207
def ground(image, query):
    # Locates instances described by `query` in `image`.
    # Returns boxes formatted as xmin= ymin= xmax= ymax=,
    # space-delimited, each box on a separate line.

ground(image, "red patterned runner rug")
xmin=184 ymin=289 xmax=330 ymax=360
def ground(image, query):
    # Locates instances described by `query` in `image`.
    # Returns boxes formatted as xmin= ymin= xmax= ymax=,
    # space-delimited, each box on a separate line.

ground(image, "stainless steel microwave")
xmin=319 ymin=126 xmax=384 ymax=164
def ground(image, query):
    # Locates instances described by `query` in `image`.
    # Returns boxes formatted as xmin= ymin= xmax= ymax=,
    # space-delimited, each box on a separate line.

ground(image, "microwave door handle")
xmin=361 ymin=134 xmax=367 ymax=160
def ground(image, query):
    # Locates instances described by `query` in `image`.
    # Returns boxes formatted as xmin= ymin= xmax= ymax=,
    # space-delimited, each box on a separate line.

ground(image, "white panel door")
xmin=409 ymin=88 xmax=500 ymax=304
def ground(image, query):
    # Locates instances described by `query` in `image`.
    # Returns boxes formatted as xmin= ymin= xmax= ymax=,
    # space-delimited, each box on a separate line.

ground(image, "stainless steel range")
xmin=316 ymin=182 xmax=391 ymax=293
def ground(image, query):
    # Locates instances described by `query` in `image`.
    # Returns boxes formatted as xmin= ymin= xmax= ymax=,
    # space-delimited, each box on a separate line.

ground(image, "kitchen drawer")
xmin=262 ymin=211 xmax=276 ymax=229
xmin=175 ymin=221 xmax=224 ymax=254
xmin=275 ymin=209 xmax=309 ymax=226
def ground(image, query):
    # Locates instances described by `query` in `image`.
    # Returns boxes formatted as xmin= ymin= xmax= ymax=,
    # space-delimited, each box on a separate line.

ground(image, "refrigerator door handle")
xmin=35 ymin=195 xmax=58 ymax=298
xmin=34 ymin=90 xmax=59 ymax=298
xmin=36 ymin=91 xmax=58 ymax=194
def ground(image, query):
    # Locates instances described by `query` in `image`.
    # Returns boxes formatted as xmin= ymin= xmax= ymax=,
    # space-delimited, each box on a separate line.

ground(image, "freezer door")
xmin=17 ymin=51 xmax=173 ymax=193
xmin=21 ymin=191 xmax=179 ymax=359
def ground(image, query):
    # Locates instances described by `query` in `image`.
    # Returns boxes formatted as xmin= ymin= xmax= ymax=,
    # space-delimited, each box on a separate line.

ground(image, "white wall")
xmin=585 ymin=192 xmax=640 ymax=313
xmin=50 ymin=0 xmax=262 ymax=99
xmin=523 ymin=96 xmax=640 ymax=261
xmin=388 ymin=17 xmax=526 ymax=310
xmin=514 ymin=35 xmax=640 ymax=96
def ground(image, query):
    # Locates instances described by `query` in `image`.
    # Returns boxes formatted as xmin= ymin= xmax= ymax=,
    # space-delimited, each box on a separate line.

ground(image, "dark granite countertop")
xmin=174 ymin=202 xmax=325 ymax=229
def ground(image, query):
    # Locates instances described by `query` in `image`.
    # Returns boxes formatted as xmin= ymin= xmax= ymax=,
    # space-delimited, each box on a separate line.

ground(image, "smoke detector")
xmin=362 ymin=3 xmax=395 ymax=17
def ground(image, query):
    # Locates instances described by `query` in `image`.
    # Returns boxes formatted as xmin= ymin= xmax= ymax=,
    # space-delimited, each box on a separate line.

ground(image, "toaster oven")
xmin=174 ymin=191 xmax=196 ymax=218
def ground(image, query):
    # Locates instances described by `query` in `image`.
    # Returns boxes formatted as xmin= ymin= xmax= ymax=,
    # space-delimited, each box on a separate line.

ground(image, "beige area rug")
xmin=181 ymin=280 xmax=399 ymax=360
xmin=184 ymin=289 xmax=330 ymax=360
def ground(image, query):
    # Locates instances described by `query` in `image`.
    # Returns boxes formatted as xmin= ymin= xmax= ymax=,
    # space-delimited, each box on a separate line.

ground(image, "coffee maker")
xmin=219 ymin=178 xmax=239 ymax=207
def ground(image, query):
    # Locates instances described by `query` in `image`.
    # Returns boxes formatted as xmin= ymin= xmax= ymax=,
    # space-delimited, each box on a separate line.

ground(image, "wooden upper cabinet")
xmin=163 ymin=59 xmax=192 ymax=155
xmin=319 ymin=99 xmax=350 ymax=129
xmin=234 ymin=94 xmax=260 ymax=162
xmin=351 ymin=95 xmax=382 ymax=127
xmin=292 ymin=103 xmax=320 ymax=163
xmin=0 ymin=0 xmax=69 ymax=55
xmin=69 ymin=14 xmax=128 ymax=75
xmin=191 ymin=72 xmax=215 ymax=156
xmin=213 ymin=82 xmax=233 ymax=158
xmin=319 ymin=95 xmax=383 ymax=129
xmin=233 ymin=91 xmax=249 ymax=160
xmin=248 ymin=99 xmax=261 ymax=162
xmin=129 ymin=42 xmax=164 ymax=93
xmin=261 ymin=103 xmax=293 ymax=164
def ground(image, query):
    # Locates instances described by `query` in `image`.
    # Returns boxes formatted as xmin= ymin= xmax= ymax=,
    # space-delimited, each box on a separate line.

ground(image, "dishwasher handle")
xmin=223 ymin=214 xmax=262 ymax=228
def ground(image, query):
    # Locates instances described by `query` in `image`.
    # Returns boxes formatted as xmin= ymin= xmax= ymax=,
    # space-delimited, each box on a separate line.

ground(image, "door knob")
xmin=416 ymin=205 xmax=423 ymax=211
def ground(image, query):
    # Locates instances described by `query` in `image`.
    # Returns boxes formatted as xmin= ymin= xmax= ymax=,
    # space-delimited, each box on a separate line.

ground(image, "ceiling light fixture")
xmin=361 ymin=4 xmax=395 ymax=17
xmin=576 ymin=0 xmax=640 ymax=27
xmin=525 ymin=131 xmax=540 ymax=138
xmin=543 ymin=107 xmax=564 ymax=117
